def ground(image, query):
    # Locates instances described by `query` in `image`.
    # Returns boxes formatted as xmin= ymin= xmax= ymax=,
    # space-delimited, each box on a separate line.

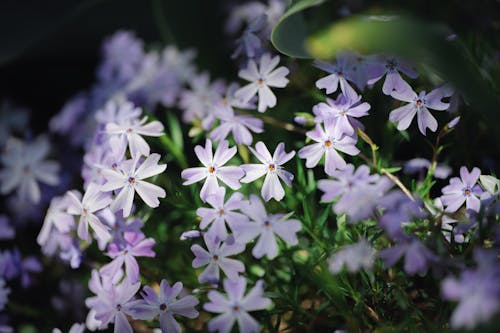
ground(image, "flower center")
xmin=126 ymin=128 xmax=133 ymax=133
xmin=213 ymin=255 xmax=219 ymax=262
xmin=264 ymin=221 xmax=271 ymax=228
xmin=337 ymin=71 xmax=344 ymax=77
xmin=233 ymin=305 xmax=240 ymax=312
xmin=464 ymin=188 xmax=471 ymax=196
xmin=222 ymin=97 xmax=228 ymax=105
xmin=340 ymin=110 xmax=346 ymax=115
xmin=208 ymin=166 xmax=216 ymax=173
xmin=160 ymin=303 xmax=167 ymax=312
xmin=22 ymin=166 xmax=30 ymax=174
xmin=325 ymin=140 xmax=332 ymax=147
xmin=111 ymin=163 xmax=118 ymax=170
xmin=82 ymin=208 xmax=88 ymax=216
xmin=257 ymin=79 xmax=264 ymax=86
xmin=268 ymin=164 xmax=276 ymax=172
xmin=116 ymin=304 xmax=122 ymax=311
xmin=219 ymin=209 xmax=225 ymax=215
xmin=416 ymin=99 xmax=423 ymax=106
xmin=386 ymin=60 xmax=396 ymax=70
xmin=128 ymin=177 xmax=136 ymax=185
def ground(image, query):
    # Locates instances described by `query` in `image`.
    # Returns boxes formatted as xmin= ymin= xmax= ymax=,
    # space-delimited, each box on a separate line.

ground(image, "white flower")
xmin=101 ymin=153 xmax=167 ymax=217
xmin=235 ymin=53 xmax=289 ymax=112
xmin=66 ymin=183 xmax=112 ymax=244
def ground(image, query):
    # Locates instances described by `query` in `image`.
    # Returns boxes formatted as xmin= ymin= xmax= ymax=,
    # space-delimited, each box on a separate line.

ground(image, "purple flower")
xmin=441 ymin=249 xmax=500 ymax=329
xmin=314 ymin=54 xmax=359 ymax=99
xmin=191 ymin=234 xmax=245 ymax=283
xmin=49 ymin=93 xmax=88 ymax=139
xmin=204 ymin=276 xmax=271 ymax=333
xmin=313 ymin=93 xmax=370 ymax=136
xmin=98 ymin=30 xmax=145 ymax=84
xmin=179 ymin=73 xmax=225 ymax=123
xmin=440 ymin=166 xmax=483 ymax=213
xmin=232 ymin=14 xmax=266 ymax=59
xmin=0 ymin=216 xmax=14 ymax=241
xmin=0 ymin=101 xmax=29 ymax=145
xmin=105 ymin=105 xmax=164 ymax=158
xmin=180 ymin=230 xmax=203 ymax=241
xmin=135 ymin=279 xmax=199 ymax=333
xmin=0 ymin=136 xmax=60 ymax=204
xmin=241 ymin=142 xmax=295 ymax=201
xmin=196 ymin=187 xmax=249 ymax=241
xmin=232 ymin=194 xmax=301 ymax=259
xmin=389 ymin=84 xmax=450 ymax=135
xmin=366 ymin=55 xmax=418 ymax=95
xmin=298 ymin=121 xmax=359 ymax=175
xmin=102 ymin=153 xmax=167 ymax=217
xmin=378 ymin=238 xmax=437 ymax=276
xmin=181 ymin=140 xmax=244 ymax=202
xmin=0 ymin=279 xmax=9 ymax=311
xmin=89 ymin=277 xmax=142 ymax=333
xmin=403 ymin=158 xmax=452 ymax=179
xmin=209 ymin=104 xmax=263 ymax=146
xmin=317 ymin=164 xmax=380 ymax=202
xmin=100 ymin=231 xmax=155 ymax=283
xmin=82 ymin=144 xmax=126 ymax=188
xmin=235 ymin=53 xmax=289 ymax=112
xmin=328 ymin=239 xmax=375 ymax=274
xmin=66 ymin=184 xmax=112 ymax=244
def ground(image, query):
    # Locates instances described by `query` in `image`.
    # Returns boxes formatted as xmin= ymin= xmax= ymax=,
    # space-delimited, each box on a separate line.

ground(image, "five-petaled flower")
xmin=440 ymin=166 xmax=483 ymax=213
xmin=235 ymin=53 xmax=289 ymax=112
xmin=241 ymin=142 xmax=295 ymax=202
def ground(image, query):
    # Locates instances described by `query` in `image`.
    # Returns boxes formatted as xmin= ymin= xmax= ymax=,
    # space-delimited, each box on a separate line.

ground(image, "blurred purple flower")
xmin=191 ymin=234 xmax=245 ymax=283
xmin=196 ymin=187 xmax=249 ymax=241
xmin=235 ymin=53 xmax=289 ymax=112
xmin=210 ymin=104 xmax=263 ymax=146
xmin=38 ymin=195 xmax=74 ymax=247
xmin=100 ymin=231 xmax=155 ymax=283
xmin=314 ymin=54 xmax=359 ymax=99
xmin=379 ymin=238 xmax=437 ymax=276
xmin=179 ymin=73 xmax=225 ymax=123
xmin=299 ymin=121 xmax=359 ymax=175
xmin=440 ymin=166 xmax=482 ymax=213
xmin=328 ymin=239 xmax=376 ymax=274
xmin=0 ymin=101 xmax=29 ymax=145
xmin=442 ymin=249 xmax=500 ymax=329
xmin=232 ymin=14 xmax=266 ymax=59
xmin=204 ymin=276 xmax=271 ymax=333
xmin=135 ymin=279 xmax=199 ymax=333
xmin=181 ymin=140 xmax=244 ymax=202
xmin=241 ymin=142 xmax=295 ymax=201
xmin=0 ymin=136 xmax=60 ymax=204
xmin=403 ymin=158 xmax=452 ymax=179
xmin=0 ymin=216 xmax=14 ymax=241
xmin=232 ymin=194 xmax=301 ymax=259
xmin=102 ymin=153 xmax=167 ymax=217
xmin=0 ymin=279 xmax=9 ymax=311
xmin=52 ymin=323 xmax=85 ymax=333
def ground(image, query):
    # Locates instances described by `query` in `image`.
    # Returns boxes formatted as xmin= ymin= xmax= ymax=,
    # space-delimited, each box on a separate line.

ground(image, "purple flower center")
xmin=416 ymin=99 xmax=423 ymax=107
xmin=213 ymin=255 xmax=219 ymax=262
xmin=22 ymin=166 xmax=30 ymax=174
xmin=82 ymin=208 xmax=88 ymax=216
xmin=116 ymin=304 xmax=122 ymax=311
xmin=160 ymin=303 xmax=167 ymax=311
xmin=264 ymin=221 xmax=271 ymax=228
xmin=464 ymin=188 xmax=472 ymax=196
xmin=111 ymin=163 xmax=118 ymax=170
xmin=386 ymin=60 xmax=397 ymax=71
xmin=337 ymin=71 xmax=344 ymax=77
xmin=126 ymin=128 xmax=133 ymax=133
xmin=128 ymin=177 xmax=136 ymax=185
xmin=257 ymin=79 xmax=264 ymax=86
xmin=219 ymin=209 xmax=225 ymax=215
xmin=233 ymin=305 xmax=241 ymax=312
xmin=268 ymin=164 xmax=276 ymax=172
xmin=325 ymin=140 xmax=332 ymax=147
xmin=208 ymin=166 xmax=216 ymax=173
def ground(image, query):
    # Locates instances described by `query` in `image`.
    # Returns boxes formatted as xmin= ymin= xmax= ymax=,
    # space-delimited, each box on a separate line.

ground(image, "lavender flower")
xmin=328 ymin=239 xmax=376 ymax=274
xmin=191 ymin=234 xmax=245 ymax=283
xmin=102 ymin=153 xmax=167 ymax=217
xmin=66 ymin=184 xmax=112 ymax=244
xmin=0 ymin=136 xmax=60 ymax=204
xmin=403 ymin=158 xmax=452 ymax=179
xmin=135 ymin=279 xmax=199 ymax=333
xmin=204 ymin=276 xmax=271 ymax=333
xmin=181 ymin=140 xmax=244 ymax=202
xmin=232 ymin=194 xmax=301 ymax=259
xmin=105 ymin=104 xmax=164 ymax=158
xmin=38 ymin=195 xmax=74 ymax=246
xmin=232 ymin=14 xmax=266 ymax=59
xmin=209 ymin=104 xmax=263 ymax=146
xmin=179 ymin=73 xmax=225 ymax=123
xmin=235 ymin=54 xmax=289 ymax=112
xmin=389 ymin=84 xmax=450 ymax=135
xmin=366 ymin=56 xmax=418 ymax=95
xmin=196 ymin=187 xmax=249 ymax=241
xmin=90 ymin=278 xmax=142 ymax=333
xmin=378 ymin=238 xmax=437 ymax=276
xmin=440 ymin=166 xmax=483 ymax=213
xmin=441 ymin=249 xmax=500 ymax=329
xmin=314 ymin=54 xmax=359 ymax=99
xmin=100 ymin=231 xmax=155 ymax=283
xmin=241 ymin=142 xmax=295 ymax=201
xmin=298 ymin=121 xmax=360 ymax=175
xmin=313 ymin=93 xmax=370 ymax=136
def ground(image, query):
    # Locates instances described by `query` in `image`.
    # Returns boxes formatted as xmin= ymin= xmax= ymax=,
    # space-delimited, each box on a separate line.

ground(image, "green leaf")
xmin=271 ymin=0 xmax=327 ymax=58
xmin=479 ymin=175 xmax=500 ymax=194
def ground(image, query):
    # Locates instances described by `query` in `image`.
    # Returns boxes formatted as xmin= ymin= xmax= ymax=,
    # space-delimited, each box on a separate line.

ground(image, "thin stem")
xmin=152 ymin=0 xmax=176 ymax=44
xmin=260 ymin=115 xmax=307 ymax=134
